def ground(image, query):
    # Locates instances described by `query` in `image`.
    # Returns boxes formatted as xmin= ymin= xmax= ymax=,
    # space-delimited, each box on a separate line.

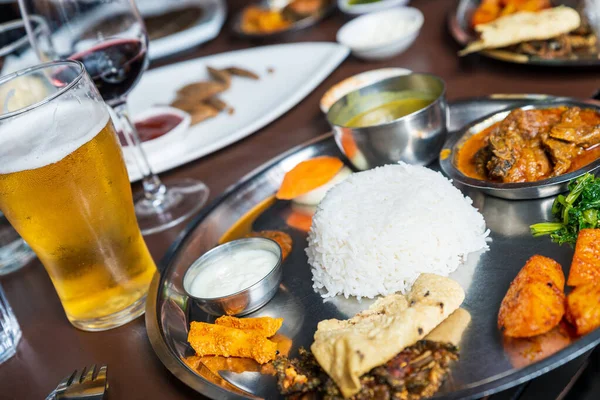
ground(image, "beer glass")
xmin=0 ymin=60 xmax=157 ymax=331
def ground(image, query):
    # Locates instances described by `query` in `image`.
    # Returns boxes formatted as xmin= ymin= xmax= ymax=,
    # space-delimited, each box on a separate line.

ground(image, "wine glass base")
xmin=135 ymin=178 xmax=209 ymax=235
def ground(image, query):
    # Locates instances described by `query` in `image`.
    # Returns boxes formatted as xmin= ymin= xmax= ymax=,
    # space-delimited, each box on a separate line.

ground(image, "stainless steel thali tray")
xmin=146 ymin=94 xmax=600 ymax=400
xmin=448 ymin=0 xmax=600 ymax=67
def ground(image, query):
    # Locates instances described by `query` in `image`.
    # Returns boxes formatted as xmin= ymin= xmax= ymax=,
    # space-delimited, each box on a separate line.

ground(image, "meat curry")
xmin=457 ymin=106 xmax=600 ymax=183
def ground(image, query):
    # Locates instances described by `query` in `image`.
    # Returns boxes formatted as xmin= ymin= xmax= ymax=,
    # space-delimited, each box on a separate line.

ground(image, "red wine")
xmin=69 ymin=38 xmax=147 ymax=105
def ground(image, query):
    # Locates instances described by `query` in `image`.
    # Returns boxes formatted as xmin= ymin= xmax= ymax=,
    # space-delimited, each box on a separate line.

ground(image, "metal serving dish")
xmin=326 ymin=73 xmax=447 ymax=169
xmin=182 ymin=238 xmax=283 ymax=317
xmin=231 ymin=0 xmax=336 ymax=40
xmin=440 ymin=99 xmax=600 ymax=200
xmin=146 ymin=95 xmax=600 ymax=400
xmin=447 ymin=0 xmax=600 ymax=67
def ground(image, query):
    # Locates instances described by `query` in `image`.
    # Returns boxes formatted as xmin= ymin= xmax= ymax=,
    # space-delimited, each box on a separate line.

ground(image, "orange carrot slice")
xmin=286 ymin=211 xmax=313 ymax=232
xmin=340 ymin=132 xmax=358 ymax=159
xmin=276 ymin=157 xmax=344 ymax=200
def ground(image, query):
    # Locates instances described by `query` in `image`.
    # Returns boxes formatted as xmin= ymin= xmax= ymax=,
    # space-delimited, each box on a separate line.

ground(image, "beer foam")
xmin=0 ymin=100 xmax=110 ymax=174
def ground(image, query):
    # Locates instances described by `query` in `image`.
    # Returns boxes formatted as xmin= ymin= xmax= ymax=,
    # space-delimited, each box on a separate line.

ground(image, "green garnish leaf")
xmin=530 ymin=173 xmax=600 ymax=246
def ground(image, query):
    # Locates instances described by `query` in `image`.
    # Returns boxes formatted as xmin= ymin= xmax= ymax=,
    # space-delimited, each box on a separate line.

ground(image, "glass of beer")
xmin=0 ymin=60 xmax=157 ymax=331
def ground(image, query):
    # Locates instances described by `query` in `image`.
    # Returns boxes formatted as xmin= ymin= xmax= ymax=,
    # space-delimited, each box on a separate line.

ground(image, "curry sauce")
xmin=457 ymin=107 xmax=600 ymax=183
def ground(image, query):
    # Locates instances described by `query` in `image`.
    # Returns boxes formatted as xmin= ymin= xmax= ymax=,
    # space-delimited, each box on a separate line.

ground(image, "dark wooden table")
xmin=1 ymin=1 xmax=599 ymax=398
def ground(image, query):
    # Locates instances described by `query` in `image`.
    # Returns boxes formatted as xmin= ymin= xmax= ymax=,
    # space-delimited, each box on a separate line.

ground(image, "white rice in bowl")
xmin=306 ymin=163 xmax=489 ymax=299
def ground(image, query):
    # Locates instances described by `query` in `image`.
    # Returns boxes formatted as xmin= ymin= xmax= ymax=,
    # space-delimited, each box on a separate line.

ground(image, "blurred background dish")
xmin=232 ymin=0 xmax=336 ymax=39
xmin=137 ymin=0 xmax=226 ymax=60
xmin=336 ymin=7 xmax=424 ymax=60
xmin=449 ymin=0 xmax=600 ymax=66
xmin=320 ymin=67 xmax=411 ymax=113
xmin=77 ymin=0 xmax=226 ymax=60
xmin=337 ymin=0 xmax=410 ymax=16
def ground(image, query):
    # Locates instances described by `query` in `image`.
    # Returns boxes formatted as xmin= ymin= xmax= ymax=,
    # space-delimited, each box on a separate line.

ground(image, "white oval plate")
xmin=126 ymin=42 xmax=349 ymax=181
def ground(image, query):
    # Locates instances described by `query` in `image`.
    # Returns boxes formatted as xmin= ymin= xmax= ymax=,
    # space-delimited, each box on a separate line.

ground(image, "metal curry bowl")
xmin=326 ymin=73 xmax=448 ymax=170
xmin=440 ymin=99 xmax=600 ymax=200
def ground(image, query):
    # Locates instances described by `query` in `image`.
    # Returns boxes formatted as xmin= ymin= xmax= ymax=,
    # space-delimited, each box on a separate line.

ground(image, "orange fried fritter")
xmin=188 ymin=322 xmax=278 ymax=364
xmin=498 ymin=255 xmax=566 ymax=338
xmin=246 ymin=230 xmax=292 ymax=260
xmin=566 ymin=284 xmax=600 ymax=336
xmin=568 ymin=229 xmax=600 ymax=287
xmin=215 ymin=315 xmax=283 ymax=337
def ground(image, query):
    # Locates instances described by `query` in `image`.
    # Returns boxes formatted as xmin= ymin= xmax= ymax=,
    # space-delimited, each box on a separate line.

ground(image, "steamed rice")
xmin=306 ymin=163 xmax=489 ymax=299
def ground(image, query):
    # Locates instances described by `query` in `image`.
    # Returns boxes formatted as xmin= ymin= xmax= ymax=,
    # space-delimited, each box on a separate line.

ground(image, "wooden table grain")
xmin=1 ymin=1 xmax=598 ymax=398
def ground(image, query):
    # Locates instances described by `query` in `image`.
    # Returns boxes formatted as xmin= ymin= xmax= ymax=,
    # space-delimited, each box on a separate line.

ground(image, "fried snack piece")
xmin=176 ymin=81 xmax=226 ymax=102
xmin=215 ymin=315 xmax=283 ymax=337
xmin=226 ymin=66 xmax=260 ymax=80
xmin=246 ymin=230 xmax=292 ymax=261
xmin=205 ymin=97 xmax=228 ymax=112
xmin=566 ymin=284 xmax=600 ymax=336
xmin=206 ymin=66 xmax=231 ymax=88
xmin=188 ymin=322 xmax=278 ymax=364
xmin=568 ymin=229 xmax=600 ymax=287
xmin=498 ymin=255 xmax=566 ymax=338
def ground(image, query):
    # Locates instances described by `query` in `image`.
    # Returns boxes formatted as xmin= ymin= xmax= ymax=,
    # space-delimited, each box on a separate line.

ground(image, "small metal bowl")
xmin=182 ymin=238 xmax=283 ymax=317
xmin=326 ymin=73 xmax=448 ymax=170
xmin=439 ymin=100 xmax=600 ymax=200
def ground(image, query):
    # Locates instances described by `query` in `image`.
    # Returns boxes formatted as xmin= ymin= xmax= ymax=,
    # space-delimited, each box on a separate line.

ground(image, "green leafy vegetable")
xmin=530 ymin=173 xmax=600 ymax=246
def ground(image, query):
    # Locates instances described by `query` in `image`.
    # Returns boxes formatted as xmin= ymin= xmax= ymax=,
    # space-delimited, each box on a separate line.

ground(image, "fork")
xmin=45 ymin=364 xmax=108 ymax=400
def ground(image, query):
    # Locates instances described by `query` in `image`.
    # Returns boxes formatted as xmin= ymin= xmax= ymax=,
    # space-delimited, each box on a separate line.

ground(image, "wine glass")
xmin=17 ymin=0 xmax=209 ymax=235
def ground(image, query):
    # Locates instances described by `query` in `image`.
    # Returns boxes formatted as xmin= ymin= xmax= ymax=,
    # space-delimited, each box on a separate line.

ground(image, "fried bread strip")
xmin=188 ymin=322 xmax=278 ymax=364
xmin=215 ymin=315 xmax=283 ymax=337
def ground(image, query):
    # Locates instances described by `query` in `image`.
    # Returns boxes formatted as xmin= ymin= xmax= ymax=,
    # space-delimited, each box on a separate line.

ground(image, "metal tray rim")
xmin=146 ymin=98 xmax=600 ymax=400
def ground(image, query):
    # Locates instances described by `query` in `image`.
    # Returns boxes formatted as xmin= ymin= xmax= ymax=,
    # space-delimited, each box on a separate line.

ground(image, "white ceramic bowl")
xmin=336 ymin=7 xmax=424 ymax=61
xmin=338 ymin=0 xmax=410 ymax=16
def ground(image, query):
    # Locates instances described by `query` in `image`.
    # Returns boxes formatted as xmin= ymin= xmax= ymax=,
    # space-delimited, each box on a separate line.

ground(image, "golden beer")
xmin=0 ymin=116 xmax=156 ymax=330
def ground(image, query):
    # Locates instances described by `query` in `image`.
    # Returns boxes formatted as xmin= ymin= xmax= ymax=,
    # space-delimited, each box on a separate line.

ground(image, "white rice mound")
xmin=306 ymin=163 xmax=489 ymax=299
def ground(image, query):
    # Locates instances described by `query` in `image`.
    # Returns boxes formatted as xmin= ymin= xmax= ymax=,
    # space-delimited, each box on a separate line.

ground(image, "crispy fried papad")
xmin=310 ymin=274 xmax=465 ymax=398
xmin=188 ymin=322 xmax=278 ymax=364
xmin=215 ymin=315 xmax=284 ymax=337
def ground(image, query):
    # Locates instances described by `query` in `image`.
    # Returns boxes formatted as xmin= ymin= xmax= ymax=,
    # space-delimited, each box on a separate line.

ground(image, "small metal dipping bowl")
xmin=439 ymin=100 xmax=600 ymax=200
xmin=326 ymin=73 xmax=448 ymax=170
xmin=182 ymin=238 xmax=283 ymax=317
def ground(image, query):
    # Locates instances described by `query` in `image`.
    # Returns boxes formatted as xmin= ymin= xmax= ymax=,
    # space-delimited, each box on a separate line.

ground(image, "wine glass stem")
xmin=113 ymin=103 xmax=167 ymax=204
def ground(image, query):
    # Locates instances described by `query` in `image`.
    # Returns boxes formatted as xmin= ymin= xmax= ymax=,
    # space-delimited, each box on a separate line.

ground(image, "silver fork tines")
xmin=46 ymin=364 xmax=108 ymax=400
